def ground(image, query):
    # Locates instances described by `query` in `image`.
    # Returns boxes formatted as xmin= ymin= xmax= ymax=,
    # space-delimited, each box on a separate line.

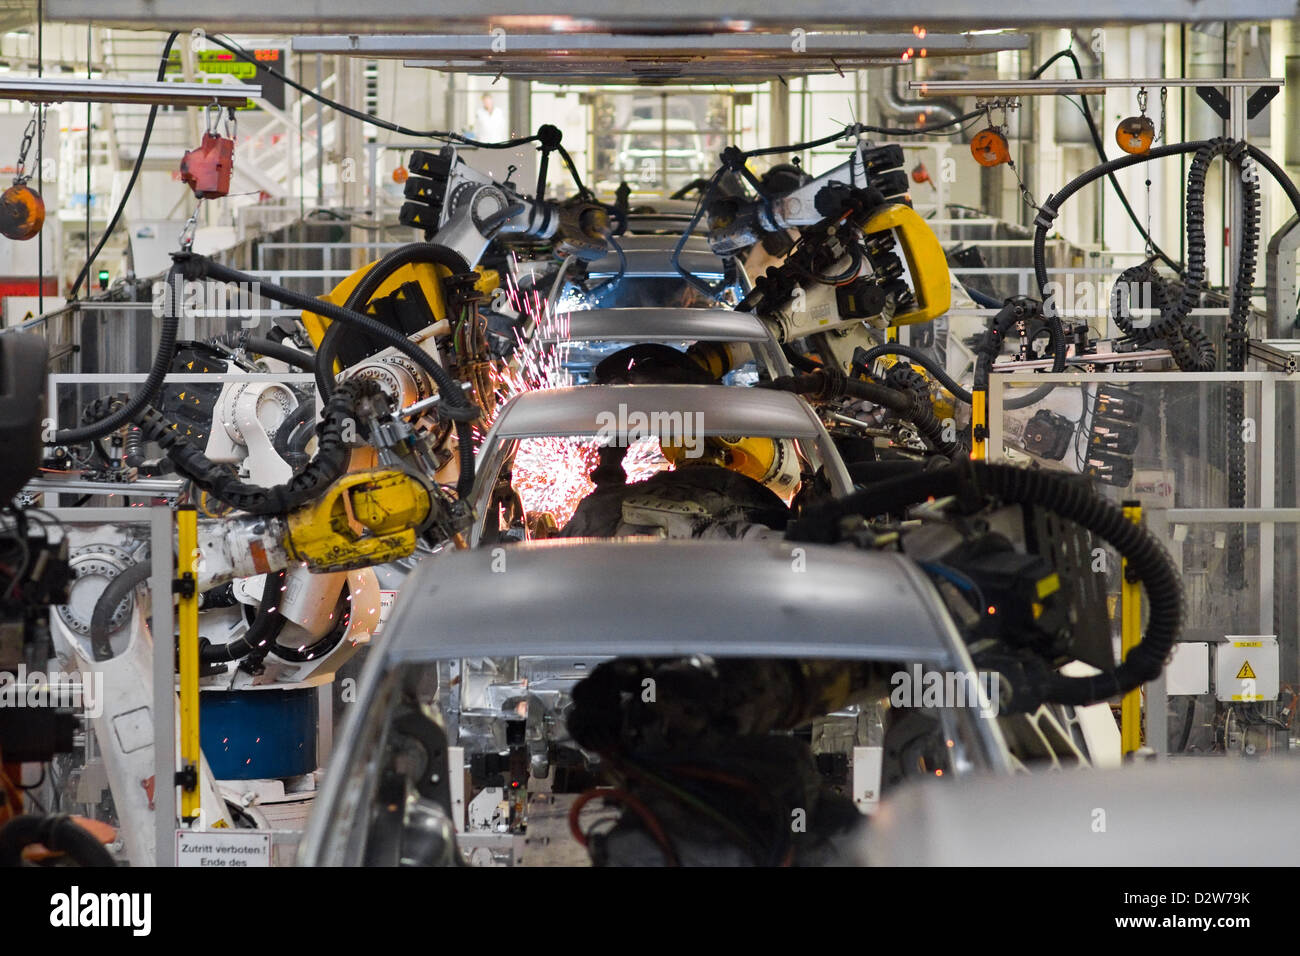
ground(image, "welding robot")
xmin=39 ymin=134 xmax=622 ymax=863
xmin=40 ymin=129 xmax=981 ymax=863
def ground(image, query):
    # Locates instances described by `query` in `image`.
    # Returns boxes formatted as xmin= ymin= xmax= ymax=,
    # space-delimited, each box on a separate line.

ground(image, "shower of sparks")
xmin=484 ymin=270 xmax=669 ymax=527
xmin=513 ymin=436 xmax=667 ymax=527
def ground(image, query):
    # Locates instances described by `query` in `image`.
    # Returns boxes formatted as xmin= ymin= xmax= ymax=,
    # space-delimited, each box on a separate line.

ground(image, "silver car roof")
xmin=542 ymin=308 xmax=779 ymax=345
xmin=481 ymin=383 xmax=824 ymax=441
xmin=381 ymin=538 xmax=966 ymax=664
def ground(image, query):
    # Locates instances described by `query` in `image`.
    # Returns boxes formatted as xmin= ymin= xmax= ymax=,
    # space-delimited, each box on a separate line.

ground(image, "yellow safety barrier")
xmin=1120 ymin=501 xmax=1143 ymax=756
xmin=176 ymin=506 xmax=201 ymax=822
xmin=971 ymin=389 xmax=988 ymax=461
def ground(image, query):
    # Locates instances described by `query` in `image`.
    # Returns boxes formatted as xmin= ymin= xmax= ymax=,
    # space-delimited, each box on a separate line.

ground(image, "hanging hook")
xmin=1116 ymin=88 xmax=1155 ymax=155
xmin=205 ymin=100 xmax=222 ymax=136
xmin=179 ymin=204 xmax=202 ymax=251
xmin=970 ymin=103 xmax=1011 ymax=168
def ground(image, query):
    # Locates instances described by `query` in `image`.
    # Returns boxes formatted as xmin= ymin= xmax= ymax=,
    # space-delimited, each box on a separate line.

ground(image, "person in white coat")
xmin=473 ymin=92 xmax=508 ymax=143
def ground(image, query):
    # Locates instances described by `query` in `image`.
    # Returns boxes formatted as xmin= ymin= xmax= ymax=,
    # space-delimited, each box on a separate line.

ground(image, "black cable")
xmin=136 ymin=377 xmax=383 ymax=515
xmin=200 ymin=569 xmax=287 ymax=663
xmin=961 ymin=283 xmax=1005 ymax=310
xmin=0 ymin=814 xmax=116 ymax=867
xmin=1109 ymin=261 xmax=1216 ymax=371
xmin=52 ymin=264 xmax=181 ymax=445
xmin=555 ymin=143 xmax=592 ymax=199
xmin=765 ymin=368 xmax=964 ymax=459
xmin=180 ymin=253 xmax=476 ymax=432
xmin=1246 ymin=144 xmax=1300 ymax=217
xmin=1033 ymin=141 xmax=1210 ymax=304
xmin=313 ymin=318 xmax=349 ymax=396
xmin=855 ymin=343 xmax=973 ymax=404
xmin=741 ymin=112 xmax=983 ymax=160
xmin=855 ymin=340 xmax=1055 ymax=412
xmin=1178 ymin=697 xmax=1197 ymax=753
xmin=587 ymin=235 xmax=627 ymax=303
xmin=273 ymin=396 xmax=317 ymax=468
xmin=243 ymin=336 xmax=317 ymax=373
xmin=207 ymin=34 xmax=537 ymax=150
xmin=88 ymin=560 xmax=151 ymax=662
xmin=124 ymin=424 xmax=172 ymax=476
xmin=264 ymin=590 xmax=348 ymax=663
xmin=781 ymin=344 xmax=820 ymax=373
xmin=314 ymin=242 xmax=470 ymax=398
xmin=786 ymin=461 xmax=1183 ymax=709
xmin=67 ymin=31 xmax=180 ymax=301
xmin=303 ymin=241 xmax=477 ymax=499
xmin=1029 ymin=47 xmax=1183 ymax=275
xmin=671 ymin=167 xmax=731 ymax=300
xmin=477 ymin=200 xmax=526 ymax=237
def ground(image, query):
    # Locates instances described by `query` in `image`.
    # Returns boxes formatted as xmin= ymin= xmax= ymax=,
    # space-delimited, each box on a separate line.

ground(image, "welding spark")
xmin=484 ymin=283 xmax=669 ymax=526
xmin=512 ymin=436 xmax=668 ymax=527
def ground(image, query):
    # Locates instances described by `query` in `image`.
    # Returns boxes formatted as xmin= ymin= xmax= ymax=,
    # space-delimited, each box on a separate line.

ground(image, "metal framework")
xmin=909 ymin=77 xmax=1285 ymax=98
xmin=987 ymin=369 xmax=1295 ymax=759
xmin=295 ymin=31 xmax=1030 ymax=82
xmin=47 ymin=0 xmax=1300 ymax=30
xmin=0 ymin=76 xmax=260 ymax=107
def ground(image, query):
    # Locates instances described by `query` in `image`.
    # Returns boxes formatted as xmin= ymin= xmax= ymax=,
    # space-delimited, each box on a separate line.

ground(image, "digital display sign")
xmin=165 ymin=49 xmax=286 ymax=111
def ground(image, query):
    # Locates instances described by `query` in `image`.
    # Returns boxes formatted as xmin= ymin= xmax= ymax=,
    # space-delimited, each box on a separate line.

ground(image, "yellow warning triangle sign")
xmin=1236 ymin=660 xmax=1256 ymax=680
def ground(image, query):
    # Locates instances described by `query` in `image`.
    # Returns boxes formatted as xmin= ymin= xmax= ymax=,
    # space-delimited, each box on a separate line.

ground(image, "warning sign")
xmin=1236 ymin=661 xmax=1256 ymax=680
xmin=176 ymin=830 xmax=270 ymax=868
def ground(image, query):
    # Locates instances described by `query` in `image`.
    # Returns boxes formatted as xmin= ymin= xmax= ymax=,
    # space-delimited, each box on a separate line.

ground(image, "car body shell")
xmin=468 ymin=383 xmax=852 ymax=546
xmin=297 ymin=537 xmax=1017 ymax=866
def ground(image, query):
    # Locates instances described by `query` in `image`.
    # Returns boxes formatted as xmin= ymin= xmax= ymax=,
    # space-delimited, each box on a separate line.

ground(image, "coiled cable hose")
xmin=1102 ymin=141 xmax=1259 ymax=583
xmin=313 ymin=242 xmax=469 ymax=398
xmin=181 ymin=254 xmax=478 ymax=499
xmin=1037 ymin=139 xmax=1282 ymax=586
xmin=1178 ymin=140 xmax=1260 ymax=369
xmin=1032 ymin=142 xmax=1210 ymax=300
xmin=786 ymin=461 xmax=1183 ymax=707
xmin=134 ymin=378 xmax=385 ymax=516
xmin=1109 ymin=262 xmax=1215 ymax=372
xmin=306 ymin=244 xmax=477 ymax=499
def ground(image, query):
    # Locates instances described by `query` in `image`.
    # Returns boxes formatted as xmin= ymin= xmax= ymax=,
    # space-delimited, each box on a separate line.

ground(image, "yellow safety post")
xmin=175 ymin=505 xmax=201 ymax=822
xmin=970 ymin=388 xmax=988 ymax=461
xmin=1120 ymin=500 xmax=1143 ymax=755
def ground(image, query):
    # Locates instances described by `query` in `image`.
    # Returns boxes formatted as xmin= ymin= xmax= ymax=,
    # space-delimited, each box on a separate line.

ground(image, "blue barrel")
xmin=200 ymin=687 xmax=318 ymax=780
